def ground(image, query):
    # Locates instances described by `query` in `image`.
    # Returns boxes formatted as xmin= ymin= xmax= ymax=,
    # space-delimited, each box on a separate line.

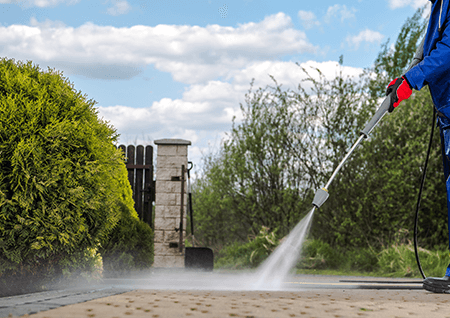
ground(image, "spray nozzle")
xmin=312 ymin=188 xmax=329 ymax=208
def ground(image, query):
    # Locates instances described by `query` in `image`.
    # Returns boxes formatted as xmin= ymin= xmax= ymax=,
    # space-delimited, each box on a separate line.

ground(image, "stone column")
xmin=153 ymin=138 xmax=191 ymax=268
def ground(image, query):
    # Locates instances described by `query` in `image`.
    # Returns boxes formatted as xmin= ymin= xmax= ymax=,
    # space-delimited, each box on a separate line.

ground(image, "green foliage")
xmin=214 ymin=232 xmax=448 ymax=278
xmin=214 ymin=226 xmax=279 ymax=269
xmin=100 ymin=166 xmax=154 ymax=277
xmin=0 ymin=58 xmax=138 ymax=293
xmin=59 ymin=246 xmax=103 ymax=281
xmin=311 ymin=7 xmax=444 ymax=250
xmin=192 ymin=78 xmax=311 ymax=247
xmin=298 ymin=239 xmax=378 ymax=273
xmin=298 ymin=239 xmax=343 ymax=270
xmin=193 ymin=67 xmax=369 ymax=249
xmin=195 ymin=6 xmax=448 ymax=274
xmin=100 ymin=203 xmax=154 ymax=277
xmin=377 ymin=243 xmax=448 ymax=278
xmin=316 ymin=86 xmax=447 ymax=250
xmin=98 ymin=163 xmax=152 ymax=276
xmin=297 ymin=237 xmax=448 ymax=278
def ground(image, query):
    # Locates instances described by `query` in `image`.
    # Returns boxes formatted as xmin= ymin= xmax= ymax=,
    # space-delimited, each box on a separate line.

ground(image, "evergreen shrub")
xmin=100 ymin=172 xmax=154 ymax=278
xmin=0 ymin=58 xmax=143 ymax=295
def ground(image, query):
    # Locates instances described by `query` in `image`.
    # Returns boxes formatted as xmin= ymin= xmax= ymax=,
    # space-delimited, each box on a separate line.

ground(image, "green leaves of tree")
xmin=194 ymin=6 xmax=444 ymax=255
xmin=194 ymin=65 xmax=369 ymax=248
xmin=0 ymin=58 xmax=139 ymax=288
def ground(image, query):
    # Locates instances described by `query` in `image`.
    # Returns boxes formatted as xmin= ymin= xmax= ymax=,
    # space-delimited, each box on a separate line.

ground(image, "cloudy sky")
xmin=0 ymin=0 xmax=429 ymax=167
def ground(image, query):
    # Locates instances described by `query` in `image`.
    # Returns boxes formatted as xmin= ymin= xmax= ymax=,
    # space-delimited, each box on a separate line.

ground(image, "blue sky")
xmin=0 ymin=0 xmax=429 ymax=167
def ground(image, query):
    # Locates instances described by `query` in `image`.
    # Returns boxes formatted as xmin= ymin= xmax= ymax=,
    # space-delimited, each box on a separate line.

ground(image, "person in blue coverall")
xmin=388 ymin=0 xmax=450 ymax=293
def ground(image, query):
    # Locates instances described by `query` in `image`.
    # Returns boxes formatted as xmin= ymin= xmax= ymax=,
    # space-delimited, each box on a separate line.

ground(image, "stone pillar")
xmin=153 ymin=138 xmax=190 ymax=268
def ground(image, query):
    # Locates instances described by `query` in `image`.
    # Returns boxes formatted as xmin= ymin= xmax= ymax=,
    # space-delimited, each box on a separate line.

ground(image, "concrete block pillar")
xmin=153 ymin=138 xmax=191 ymax=268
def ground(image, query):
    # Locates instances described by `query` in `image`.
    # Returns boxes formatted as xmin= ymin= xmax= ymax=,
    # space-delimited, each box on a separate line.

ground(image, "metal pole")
xmin=187 ymin=162 xmax=195 ymax=247
xmin=179 ymin=165 xmax=185 ymax=253
xmin=324 ymin=134 xmax=365 ymax=189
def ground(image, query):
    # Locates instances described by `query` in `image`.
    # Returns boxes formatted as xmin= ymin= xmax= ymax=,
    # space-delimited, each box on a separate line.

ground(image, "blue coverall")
xmin=404 ymin=0 xmax=450 ymax=274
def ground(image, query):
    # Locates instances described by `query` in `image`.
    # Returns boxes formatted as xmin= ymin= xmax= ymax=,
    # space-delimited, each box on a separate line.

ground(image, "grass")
xmin=297 ymin=240 xmax=449 ymax=278
xmin=296 ymin=268 xmax=428 ymax=278
xmin=296 ymin=268 xmax=380 ymax=277
xmin=214 ymin=238 xmax=450 ymax=279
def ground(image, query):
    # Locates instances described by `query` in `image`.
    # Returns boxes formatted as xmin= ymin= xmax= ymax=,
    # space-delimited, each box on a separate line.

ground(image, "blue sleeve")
xmin=405 ymin=18 xmax=450 ymax=91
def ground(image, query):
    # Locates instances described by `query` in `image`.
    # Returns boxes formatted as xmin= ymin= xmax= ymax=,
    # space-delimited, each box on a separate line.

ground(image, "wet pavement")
xmin=1 ymin=273 xmax=439 ymax=318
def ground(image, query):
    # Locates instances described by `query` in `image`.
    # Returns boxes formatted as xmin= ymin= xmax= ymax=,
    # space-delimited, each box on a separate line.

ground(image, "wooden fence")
xmin=118 ymin=145 xmax=155 ymax=228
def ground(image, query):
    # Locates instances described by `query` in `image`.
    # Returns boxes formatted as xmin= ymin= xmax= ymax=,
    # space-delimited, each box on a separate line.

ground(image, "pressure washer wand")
xmin=312 ymin=37 xmax=425 ymax=209
xmin=312 ymin=134 xmax=366 ymax=208
xmin=311 ymin=94 xmax=392 ymax=208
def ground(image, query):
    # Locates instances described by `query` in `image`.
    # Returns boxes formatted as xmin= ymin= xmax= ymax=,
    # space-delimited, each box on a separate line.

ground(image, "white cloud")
xmin=106 ymin=0 xmax=131 ymax=16
xmin=325 ymin=4 xmax=357 ymax=23
xmin=346 ymin=29 xmax=384 ymax=50
xmin=98 ymin=81 xmax=242 ymax=138
xmin=0 ymin=14 xmax=366 ymax=166
xmin=0 ymin=13 xmax=317 ymax=83
xmin=230 ymin=60 xmax=365 ymax=96
xmin=97 ymin=59 xmax=364 ymax=165
xmin=0 ymin=0 xmax=79 ymax=7
xmin=298 ymin=10 xmax=321 ymax=30
xmin=97 ymin=60 xmax=364 ymax=141
xmin=388 ymin=0 xmax=428 ymax=9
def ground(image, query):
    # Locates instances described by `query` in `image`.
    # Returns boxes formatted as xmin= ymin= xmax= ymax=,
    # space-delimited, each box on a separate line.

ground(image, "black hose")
xmin=414 ymin=107 xmax=436 ymax=280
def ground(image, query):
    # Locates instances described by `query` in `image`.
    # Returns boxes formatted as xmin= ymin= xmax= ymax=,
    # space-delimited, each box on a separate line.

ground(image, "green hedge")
xmin=100 ymin=167 xmax=154 ymax=277
xmin=0 ymin=58 xmax=144 ymax=295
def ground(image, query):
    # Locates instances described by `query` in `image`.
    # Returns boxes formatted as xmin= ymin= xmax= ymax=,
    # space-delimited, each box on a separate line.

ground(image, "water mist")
xmin=102 ymin=208 xmax=316 ymax=292
xmin=252 ymin=207 xmax=315 ymax=290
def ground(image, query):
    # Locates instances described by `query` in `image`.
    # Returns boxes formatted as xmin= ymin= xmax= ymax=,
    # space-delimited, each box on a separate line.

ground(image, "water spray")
xmin=251 ymin=39 xmax=427 ymax=290
xmin=123 ymin=39 xmax=427 ymax=293
xmin=309 ymin=38 xmax=432 ymax=283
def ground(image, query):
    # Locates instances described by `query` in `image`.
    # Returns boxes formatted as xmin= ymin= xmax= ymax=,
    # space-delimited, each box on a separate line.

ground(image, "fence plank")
xmin=126 ymin=145 xmax=136 ymax=211
xmin=144 ymin=145 xmax=153 ymax=227
xmin=135 ymin=145 xmax=144 ymax=220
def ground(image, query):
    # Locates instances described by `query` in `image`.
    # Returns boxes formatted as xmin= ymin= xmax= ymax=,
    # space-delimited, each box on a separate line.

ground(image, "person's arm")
xmin=405 ymin=18 xmax=450 ymax=90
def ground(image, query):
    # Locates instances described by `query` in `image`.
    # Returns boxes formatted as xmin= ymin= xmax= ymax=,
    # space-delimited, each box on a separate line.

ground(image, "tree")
xmin=193 ymin=78 xmax=312 ymax=248
xmin=315 ymin=87 xmax=446 ymax=250
xmin=193 ymin=67 xmax=370 ymax=249
xmin=194 ymin=6 xmax=443 ymax=256
xmin=313 ymin=6 xmax=446 ymax=250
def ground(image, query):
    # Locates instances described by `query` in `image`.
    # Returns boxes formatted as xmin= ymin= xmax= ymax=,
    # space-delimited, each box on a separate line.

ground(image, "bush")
xmin=214 ymin=226 xmax=279 ymax=269
xmin=346 ymin=248 xmax=379 ymax=272
xmin=100 ymin=201 xmax=154 ymax=277
xmin=297 ymin=239 xmax=378 ymax=273
xmin=376 ymin=242 xmax=448 ymax=278
xmin=297 ymin=238 xmax=448 ymax=277
xmin=298 ymin=239 xmax=345 ymax=270
xmin=0 ymin=58 xmax=136 ymax=294
xmin=100 ymin=159 xmax=154 ymax=277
